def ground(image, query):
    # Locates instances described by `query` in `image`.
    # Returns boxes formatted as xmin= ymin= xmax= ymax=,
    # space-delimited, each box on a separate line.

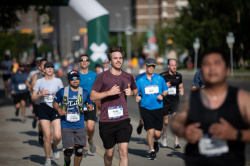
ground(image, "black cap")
xmin=145 ymin=58 xmax=156 ymax=66
xmin=68 ymin=70 xmax=80 ymax=80
xmin=44 ymin=62 xmax=54 ymax=68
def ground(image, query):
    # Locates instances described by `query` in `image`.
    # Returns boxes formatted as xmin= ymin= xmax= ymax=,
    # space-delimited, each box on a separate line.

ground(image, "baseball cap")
xmin=68 ymin=70 xmax=80 ymax=80
xmin=44 ymin=62 xmax=54 ymax=68
xmin=145 ymin=58 xmax=156 ymax=66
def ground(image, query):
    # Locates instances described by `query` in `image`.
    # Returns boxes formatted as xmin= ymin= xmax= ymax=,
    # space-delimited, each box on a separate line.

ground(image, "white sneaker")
xmin=52 ymin=147 xmax=60 ymax=159
xmin=174 ymin=140 xmax=181 ymax=149
xmin=161 ymin=136 xmax=167 ymax=147
xmin=44 ymin=159 xmax=51 ymax=166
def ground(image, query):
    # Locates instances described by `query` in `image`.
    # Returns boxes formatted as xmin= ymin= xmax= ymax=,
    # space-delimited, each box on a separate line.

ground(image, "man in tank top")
xmin=171 ymin=48 xmax=250 ymax=166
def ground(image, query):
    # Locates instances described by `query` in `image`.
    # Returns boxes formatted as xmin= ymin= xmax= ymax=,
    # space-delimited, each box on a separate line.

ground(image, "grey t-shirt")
xmin=27 ymin=69 xmax=39 ymax=82
xmin=33 ymin=77 xmax=64 ymax=108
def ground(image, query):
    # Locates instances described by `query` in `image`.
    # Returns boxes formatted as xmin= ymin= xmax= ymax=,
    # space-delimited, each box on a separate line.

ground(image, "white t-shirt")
xmin=1 ymin=60 xmax=13 ymax=75
xmin=33 ymin=77 xmax=64 ymax=108
xmin=27 ymin=69 xmax=39 ymax=82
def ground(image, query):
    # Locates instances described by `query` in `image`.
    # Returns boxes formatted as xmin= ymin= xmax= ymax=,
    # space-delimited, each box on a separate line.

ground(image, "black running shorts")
xmin=2 ymin=74 xmax=11 ymax=81
xmin=38 ymin=103 xmax=61 ymax=121
xmin=33 ymin=104 xmax=39 ymax=117
xmin=84 ymin=104 xmax=96 ymax=121
xmin=99 ymin=118 xmax=133 ymax=149
xmin=141 ymin=107 xmax=163 ymax=131
xmin=163 ymin=102 xmax=179 ymax=116
xmin=13 ymin=92 xmax=29 ymax=104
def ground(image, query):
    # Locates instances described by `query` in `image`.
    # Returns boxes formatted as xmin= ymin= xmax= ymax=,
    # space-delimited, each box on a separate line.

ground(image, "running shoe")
xmin=39 ymin=133 xmax=44 ymax=146
xmin=32 ymin=119 xmax=37 ymax=129
xmin=136 ymin=124 xmax=143 ymax=135
xmin=15 ymin=109 xmax=19 ymax=117
xmin=154 ymin=141 xmax=159 ymax=153
xmin=52 ymin=144 xmax=60 ymax=159
xmin=174 ymin=140 xmax=181 ymax=149
xmin=88 ymin=139 xmax=96 ymax=153
xmin=82 ymin=149 xmax=88 ymax=158
xmin=64 ymin=159 xmax=71 ymax=166
xmin=161 ymin=136 xmax=167 ymax=147
xmin=44 ymin=158 xmax=51 ymax=166
xmin=148 ymin=151 xmax=156 ymax=160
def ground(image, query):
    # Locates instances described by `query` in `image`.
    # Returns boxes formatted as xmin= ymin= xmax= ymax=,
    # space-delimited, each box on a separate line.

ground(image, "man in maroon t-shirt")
xmin=91 ymin=46 xmax=138 ymax=166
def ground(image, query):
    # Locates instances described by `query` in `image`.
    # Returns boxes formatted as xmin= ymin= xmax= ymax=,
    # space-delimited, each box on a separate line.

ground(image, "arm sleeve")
xmin=9 ymin=75 xmax=14 ymax=91
xmin=191 ymin=72 xmax=199 ymax=87
xmin=91 ymin=74 xmax=103 ymax=92
xmin=33 ymin=79 xmax=40 ymax=91
xmin=161 ymin=77 xmax=168 ymax=92
xmin=130 ymin=75 xmax=137 ymax=90
xmin=54 ymin=88 xmax=63 ymax=103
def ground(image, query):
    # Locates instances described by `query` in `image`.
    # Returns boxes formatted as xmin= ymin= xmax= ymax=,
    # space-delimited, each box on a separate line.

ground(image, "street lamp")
xmin=193 ymin=38 xmax=200 ymax=73
xmin=226 ymin=32 xmax=235 ymax=77
xmin=115 ymin=13 xmax=122 ymax=47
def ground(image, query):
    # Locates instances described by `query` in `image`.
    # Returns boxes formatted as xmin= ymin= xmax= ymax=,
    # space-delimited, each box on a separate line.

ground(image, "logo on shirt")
xmin=176 ymin=77 xmax=179 ymax=79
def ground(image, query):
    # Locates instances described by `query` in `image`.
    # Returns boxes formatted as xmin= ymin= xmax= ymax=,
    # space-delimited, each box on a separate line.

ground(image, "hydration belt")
xmin=62 ymin=86 xmax=84 ymax=114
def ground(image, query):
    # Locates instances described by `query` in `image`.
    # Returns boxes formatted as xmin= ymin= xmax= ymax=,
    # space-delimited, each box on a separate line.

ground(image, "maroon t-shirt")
xmin=92 ymin=70 xmax=137 ymax=122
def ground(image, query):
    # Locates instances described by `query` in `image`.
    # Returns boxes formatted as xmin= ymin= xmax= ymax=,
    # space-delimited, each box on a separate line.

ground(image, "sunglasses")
xmin=70 ymin=77 xmax=80 ymax=81
xmin=80 ymin=59 xmax=89 ymax=62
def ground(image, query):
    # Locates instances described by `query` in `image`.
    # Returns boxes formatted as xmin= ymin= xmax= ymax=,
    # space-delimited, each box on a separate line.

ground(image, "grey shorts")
xmin=61 ymin=128 xmax=86 ymax=148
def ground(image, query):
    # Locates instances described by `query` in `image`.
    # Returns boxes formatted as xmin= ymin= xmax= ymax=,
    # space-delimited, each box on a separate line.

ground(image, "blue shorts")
xmin=38 ymin=103 xmax=61 ymax=121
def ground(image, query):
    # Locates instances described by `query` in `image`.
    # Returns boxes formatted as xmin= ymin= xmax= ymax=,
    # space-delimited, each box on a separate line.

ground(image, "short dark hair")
xmin=39 ymin=58 xmax=47 ymax=65
xmin=200 ymin=48 xmax=229 ymax=67
xmin=79 ymin=54 xmax=89 ymax=62
xmin=108 ymin=46 xmax=124 ymax=61
xmin=167 ymin=58 xmax=177 ymax=65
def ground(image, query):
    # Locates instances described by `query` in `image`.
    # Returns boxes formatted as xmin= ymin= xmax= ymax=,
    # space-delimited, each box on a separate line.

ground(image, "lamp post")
xmin=115 ymin=13 xmax=122 ymax=47
xmin=193 ymin=38 xmax=200 ymax=73
xmin=226 ymin=32 xmax=235 ymax=77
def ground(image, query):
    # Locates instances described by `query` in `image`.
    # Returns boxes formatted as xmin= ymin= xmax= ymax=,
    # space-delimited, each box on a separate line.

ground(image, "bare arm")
xmin=30 ymin=74 xmax=37 ymax=92
xmin=25 ymin=80 xmax=31 ymax=91
xmin=32 ymin=88 xmax=49 ymax=102
xmin=179 ymin=83 xmax=184 ymax=95
xmin=53 ymin=101 xmax=66 ymax=116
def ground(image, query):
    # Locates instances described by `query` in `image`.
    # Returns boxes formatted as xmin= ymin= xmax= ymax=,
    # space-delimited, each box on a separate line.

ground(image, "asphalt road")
xmin=62 ymin=71 xmax=250 ymax=166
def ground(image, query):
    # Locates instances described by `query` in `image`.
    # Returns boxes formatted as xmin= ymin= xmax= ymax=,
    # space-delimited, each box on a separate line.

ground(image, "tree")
xmin=162 ymin=0 xmax=250 ymax=67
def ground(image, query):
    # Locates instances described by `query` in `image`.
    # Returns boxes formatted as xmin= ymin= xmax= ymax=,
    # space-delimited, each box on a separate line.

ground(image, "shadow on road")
xmin=166 ymin=150 xmax=184 ymax=159
xmin=6 ymin=118 xmax=23 ymax=122
xmin=130 ymin=137 xmax=147 ymax=145
xmin=128 ymin=148 xmax=148 ymax=158
xmin=20 ymin=131 xmax=38 ymax=137
xmin=23 ymin=155 xmax=60 ymax=165
xmin=23 ymin=139 xmax=41 ymax=148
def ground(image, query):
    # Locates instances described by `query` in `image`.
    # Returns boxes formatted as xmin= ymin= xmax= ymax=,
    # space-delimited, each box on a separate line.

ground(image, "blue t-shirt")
xmin=136 ymin=73 xmax=168 ymax=110
xmin=192 ymin=70 xmax=205 ymax=88
xmin=9 ymin=71 xmax=28 ymax=94
xmin=79 ymin=71 xmax=97 ymax=94
xmin=54 ymin=87 xmax=92 ymax=129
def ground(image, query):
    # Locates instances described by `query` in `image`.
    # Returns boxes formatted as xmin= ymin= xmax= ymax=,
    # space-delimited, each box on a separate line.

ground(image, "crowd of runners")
xmin=1 ymin=46 xmax=250 ymax=166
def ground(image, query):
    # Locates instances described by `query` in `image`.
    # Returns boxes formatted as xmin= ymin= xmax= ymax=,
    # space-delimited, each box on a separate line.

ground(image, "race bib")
xmin=168 ymin=86 xmax=176 ymax=95
xmin=108 ymin=105 xmax=123 ymax=119
xmin=198 ymin=136 xmax=229 ymax=157
xmin=44 ymin=95 xmax=54 ymax=103
xmin=18 ymin=84 xmax=26 ymax=90
xmin=66 ymin=111 xmax=80 ymax=122
xmin=145 ymin=85 xmax=159 ymax=95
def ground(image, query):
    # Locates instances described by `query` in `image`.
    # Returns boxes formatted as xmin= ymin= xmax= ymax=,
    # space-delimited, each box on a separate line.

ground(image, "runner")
xmin=171 ymin=48 xmax=250 ymax=166
xmin=90 ymin=46 xmax=138 ymax=166
xmin=191 ymin=69 xmax=205 ymax=90
xmin=160 ymin=58 xmax=184 ymax=148
xmin=102 ymin=59 xmax=109 ymax=71
xmin=135 ymin=58 xmax=168 ymax=160
xmin=78 ymin=54 xmax=97 ymax=157
xmin=0 ymin=54 xmax=13 ymax=98
xmin=32 ymin=62 xmax=63 ymax=166
xmin=30 ymin=58 xmax=47 ymax=145
xmin=9 ymin=63 xmax=29 ymax=122
xmin=53 ymin=70 xmax=93 ymax=166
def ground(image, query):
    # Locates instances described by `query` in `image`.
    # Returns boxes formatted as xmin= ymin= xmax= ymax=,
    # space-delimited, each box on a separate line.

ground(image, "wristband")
xmin=236 ymin=130 xmax=242 ymax=141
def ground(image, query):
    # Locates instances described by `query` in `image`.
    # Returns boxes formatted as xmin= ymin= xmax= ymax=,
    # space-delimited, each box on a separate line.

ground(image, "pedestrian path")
xmin=0 ymin=79 xmax=105 ymax=166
